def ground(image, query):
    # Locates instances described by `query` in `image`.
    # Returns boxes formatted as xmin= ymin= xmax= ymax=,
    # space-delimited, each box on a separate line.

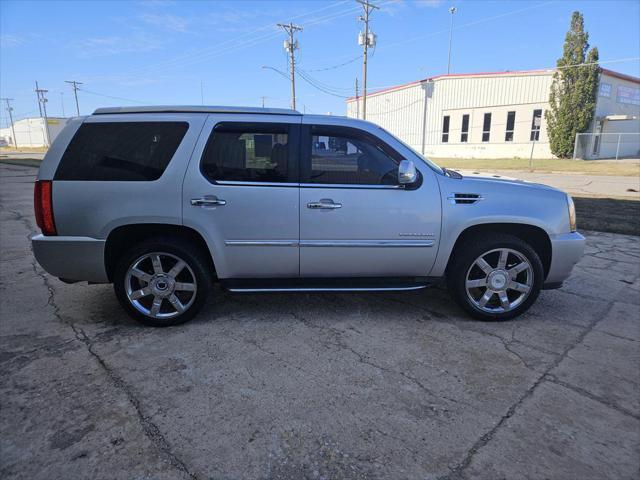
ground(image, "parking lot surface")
xmin=1 ymin=163 xmax=639 ymax=480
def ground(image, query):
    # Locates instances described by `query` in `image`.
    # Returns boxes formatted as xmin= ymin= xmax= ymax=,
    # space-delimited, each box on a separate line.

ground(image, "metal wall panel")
xmin=347 ymin=72 xmax=556 ymax=158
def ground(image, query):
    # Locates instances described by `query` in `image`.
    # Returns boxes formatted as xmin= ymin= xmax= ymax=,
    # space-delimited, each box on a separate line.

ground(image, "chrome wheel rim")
xmin=125 ymin=252 xmax=197 ymax=319
xmin=465 ymin=248 xmax=533 ymax=314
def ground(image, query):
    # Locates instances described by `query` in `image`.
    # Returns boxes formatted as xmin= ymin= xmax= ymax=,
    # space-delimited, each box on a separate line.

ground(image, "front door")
xmin=183 ymin=115 xmax=300 ymax=279
xmin=299 ymin=122 xmax=441 ymax=278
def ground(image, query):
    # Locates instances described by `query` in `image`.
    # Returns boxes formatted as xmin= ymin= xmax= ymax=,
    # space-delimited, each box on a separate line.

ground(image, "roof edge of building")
xmin=346 ymin=67 xmax=640 ymax=103
xmin=600 ymin=68 xmax=640 ymax=85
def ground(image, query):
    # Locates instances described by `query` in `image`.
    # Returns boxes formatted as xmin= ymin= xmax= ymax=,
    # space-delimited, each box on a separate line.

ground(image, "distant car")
xmin=31 ymin=106 xmax=584 ymax=326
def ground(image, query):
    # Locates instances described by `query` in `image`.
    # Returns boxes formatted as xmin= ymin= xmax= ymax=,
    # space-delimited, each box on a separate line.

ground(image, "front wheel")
xmin=113 ymin=238 xmax=212 ymax=327
xmin=447 ymin=234 xmax=544 ymax=321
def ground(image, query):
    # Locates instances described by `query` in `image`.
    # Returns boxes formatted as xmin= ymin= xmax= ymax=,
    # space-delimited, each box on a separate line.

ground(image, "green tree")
xmin=546 ymin=11 xmax=600 ymax=158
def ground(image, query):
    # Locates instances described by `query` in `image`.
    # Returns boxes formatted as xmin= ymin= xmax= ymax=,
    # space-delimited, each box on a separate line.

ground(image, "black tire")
xmin=113 ymin=237 xmax=213 ymax=327
xmin=447 ymin=233 xmax=544 ymax=321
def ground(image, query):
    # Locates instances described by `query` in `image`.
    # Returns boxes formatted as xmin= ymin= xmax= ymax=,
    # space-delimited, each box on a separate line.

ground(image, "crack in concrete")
xmin=438 ymin=299 xmax=619 ymax=480
xmin=544 ymin=374 xmax=640 ymax=421
xmin=592 ymin=329 xmax=639 ymax=344
xmin=8 ymin=203 xmax=199 ymax=480
xmin=3 ymin=338 xmax=78 ymax=357
xmin=288 ymin=311 xmax=465 ymax=410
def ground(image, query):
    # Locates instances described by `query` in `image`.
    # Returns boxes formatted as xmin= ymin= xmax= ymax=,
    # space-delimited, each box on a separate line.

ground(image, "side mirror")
xmin=398 ymin=159 xmax=417 ymax=185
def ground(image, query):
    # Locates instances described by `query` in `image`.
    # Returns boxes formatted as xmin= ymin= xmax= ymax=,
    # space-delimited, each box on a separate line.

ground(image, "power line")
xmin=119 ymin=2 xmax=358 ymax=79
xmin=380 ymin=1 xmax=555 ymax=53
xmin=297 ymin=70 xmax=352 ymax=98
xmin=303 ymin=55 xmax=362 ymax=72
xmin=297 ymin=68 xmax=353 ymax=92
xmin=77 ymin=88 xmax=150 ymax=105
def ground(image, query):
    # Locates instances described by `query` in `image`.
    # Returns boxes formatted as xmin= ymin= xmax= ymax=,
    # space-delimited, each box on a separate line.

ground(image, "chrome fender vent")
xmin=448 ymin=193 xmax=484 ymax=205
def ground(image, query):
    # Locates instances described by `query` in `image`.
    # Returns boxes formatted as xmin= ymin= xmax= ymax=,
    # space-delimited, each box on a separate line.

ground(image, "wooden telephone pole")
xmin=277 ymin=22 xmax=303 ymax=110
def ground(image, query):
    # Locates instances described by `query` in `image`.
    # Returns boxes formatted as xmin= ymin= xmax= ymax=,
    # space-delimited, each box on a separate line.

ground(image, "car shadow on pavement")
xmin=574 ymin=196 xmax=640 ymax=236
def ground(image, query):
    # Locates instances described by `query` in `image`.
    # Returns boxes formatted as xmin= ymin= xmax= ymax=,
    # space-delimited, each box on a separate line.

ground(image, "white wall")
xmin=595 ymin=72 xmax=640 ymax=120
xmin=347 ymin=71 xmax=554 ymax=159
xmin=0 ymin=117 xmax=69 ymax=148
xmin=347 ymin=70 xmax=640 ymax=160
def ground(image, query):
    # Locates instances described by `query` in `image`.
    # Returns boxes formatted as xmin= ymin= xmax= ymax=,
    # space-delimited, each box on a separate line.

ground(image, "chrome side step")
xmin=227 ymin=285 xmax=428 ymax=293
xmin=220 ymin=277 xmax=435 ymax=293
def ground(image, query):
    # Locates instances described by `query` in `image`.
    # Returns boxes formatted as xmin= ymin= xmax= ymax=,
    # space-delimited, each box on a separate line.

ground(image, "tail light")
xmin=34 ymin=180 xmax=57 ymax=236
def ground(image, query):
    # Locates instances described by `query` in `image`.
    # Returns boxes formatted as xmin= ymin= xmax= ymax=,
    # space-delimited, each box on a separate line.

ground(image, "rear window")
xmin=55 ymin=121 xmax=189 ymax=181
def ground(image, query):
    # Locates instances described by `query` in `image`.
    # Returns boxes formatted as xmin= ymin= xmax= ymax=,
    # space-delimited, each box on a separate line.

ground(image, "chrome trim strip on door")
xmin=225 ymin=240 xmax=299 ymax=247
xmin=227 ymin=285 xmax=428 ymax=293
xmin=300 ymin=240 xmax=434 ymax=248
xmin=300 ymin=183 xmax=404 ymax=190
xmin=215 ymin=180 xmax=299 ymax=187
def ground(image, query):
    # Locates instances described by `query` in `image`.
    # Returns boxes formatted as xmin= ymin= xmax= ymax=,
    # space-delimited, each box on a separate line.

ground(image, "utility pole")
xmin=35 ymin=81 xmax=42 ymax=117
xmin=357 ymin=0 xmax=378 ymax=120
xmin=2 ymin=98 xmax=17 ymax=148
xmin=60 ymin=92 xmax=65 ymax=117
xmin=35 ymin=85 xmax=51 ymax=147
xmin=447 ymin=6 xmax=457 ymax=75
xmin=278 ymin=22 xmax=303 ymax=110
xmin=260 ymin=96 xmax=267 ymax=108
xmin=355 ymin=78 xmax=360 ymax=119
xmin=65 ymin=80 xmax=82 ymax=116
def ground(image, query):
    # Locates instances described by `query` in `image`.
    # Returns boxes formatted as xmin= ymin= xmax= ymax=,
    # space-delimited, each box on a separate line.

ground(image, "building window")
xmin=461 ymin=114 xmax=469 ymax=142
xmin=530 ymin=109 xmax=542 ymax=141
xmin=505 ymin=111 xmax=516 ymax=142
xmin=442 ymin=115 xmax=450 ymax=143
xmin=482 ymin=113 xmax=491 ymax=142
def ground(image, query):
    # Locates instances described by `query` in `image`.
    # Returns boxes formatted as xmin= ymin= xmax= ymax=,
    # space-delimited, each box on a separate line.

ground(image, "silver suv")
xmin=32 ymin=106 xmax=584 ymax=326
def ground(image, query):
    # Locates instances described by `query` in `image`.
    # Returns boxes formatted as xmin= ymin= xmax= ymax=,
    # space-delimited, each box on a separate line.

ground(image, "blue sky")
xmin=1 ymin=0 xmax=639 ymax=127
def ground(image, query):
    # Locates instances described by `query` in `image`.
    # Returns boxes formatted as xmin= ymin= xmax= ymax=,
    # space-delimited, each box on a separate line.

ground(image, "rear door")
xmin=183 ymin=114 xmax=301 ymax=279
xmin=299 ymin=118 xmax=441 ymax=277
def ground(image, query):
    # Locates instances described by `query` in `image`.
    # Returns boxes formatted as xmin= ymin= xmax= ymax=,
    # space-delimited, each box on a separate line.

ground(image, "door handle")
xmin=191 ymin=195 xmax=226 ymax=207
xmin=307 ymin=199 xmax=342 ymax=210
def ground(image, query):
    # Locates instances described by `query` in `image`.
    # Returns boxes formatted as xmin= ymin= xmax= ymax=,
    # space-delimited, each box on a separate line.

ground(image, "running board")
xmin=221 ymin=277 xmax=433 ymax=293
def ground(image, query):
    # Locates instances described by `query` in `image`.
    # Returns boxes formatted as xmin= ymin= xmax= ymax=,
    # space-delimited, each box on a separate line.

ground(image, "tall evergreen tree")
xmin=546 ymin=11 xmax=600 ymax=158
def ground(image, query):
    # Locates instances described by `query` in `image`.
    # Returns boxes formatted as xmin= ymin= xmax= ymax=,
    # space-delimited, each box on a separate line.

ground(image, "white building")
xmin=346 ymin=68 xmax=640 ymax=159
xmin=0 ymin=117 xmax=69 ymax=148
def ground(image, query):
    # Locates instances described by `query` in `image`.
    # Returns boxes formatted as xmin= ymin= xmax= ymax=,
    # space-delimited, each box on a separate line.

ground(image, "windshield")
xmin=376 ymin=126 xmax=444 ymax=175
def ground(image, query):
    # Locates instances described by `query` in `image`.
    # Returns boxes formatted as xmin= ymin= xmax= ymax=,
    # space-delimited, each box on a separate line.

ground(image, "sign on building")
xmin=616 ymin=85 xmax=640 ymax=105
xmin=599 ymin=82 xmax=611 ymax=97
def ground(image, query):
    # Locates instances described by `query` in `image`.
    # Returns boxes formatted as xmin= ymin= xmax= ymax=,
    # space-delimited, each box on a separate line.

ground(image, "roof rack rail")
xmin=93 ymin=105 xmax=301 ymax=115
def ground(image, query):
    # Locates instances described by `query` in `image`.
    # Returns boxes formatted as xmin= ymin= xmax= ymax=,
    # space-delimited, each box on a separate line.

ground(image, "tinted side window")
xmin=201 ymin=123 xmax=291 ymax=183
xmin=55 ymin=122 xmax=188 ymax=181
xmin=306 ymin=126 xmax=400 ymax=185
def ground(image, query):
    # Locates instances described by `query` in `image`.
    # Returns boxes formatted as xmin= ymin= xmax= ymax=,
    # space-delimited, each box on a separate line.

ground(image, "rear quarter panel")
xmin=51 ymin=113 xmax=206 ymax=238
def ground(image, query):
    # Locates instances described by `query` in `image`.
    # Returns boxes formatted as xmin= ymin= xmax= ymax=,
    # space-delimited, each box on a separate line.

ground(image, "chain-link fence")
xmin=573 ymin=132 xmax=640 ymax=160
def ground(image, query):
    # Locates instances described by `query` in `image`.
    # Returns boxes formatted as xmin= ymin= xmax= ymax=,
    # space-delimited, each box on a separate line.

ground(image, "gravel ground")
xmin=1 ymin=163 xmax=639 ymax=480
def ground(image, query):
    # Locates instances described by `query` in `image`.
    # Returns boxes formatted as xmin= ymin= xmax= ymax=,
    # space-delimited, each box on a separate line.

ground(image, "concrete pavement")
xmin=1 ymin=163 xmax=639 ymax=479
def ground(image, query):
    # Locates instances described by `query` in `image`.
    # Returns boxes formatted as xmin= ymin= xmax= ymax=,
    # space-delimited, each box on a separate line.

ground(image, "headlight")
xmin=567 ymin=195 xmax=577 ymax=232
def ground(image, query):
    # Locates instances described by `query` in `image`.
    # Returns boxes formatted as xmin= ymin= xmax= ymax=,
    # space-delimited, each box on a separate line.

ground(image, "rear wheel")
xmin=113 ymin=238 xmax=212 ymax=327
xmin=447 ymin=234 xmax=543 ymax=321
